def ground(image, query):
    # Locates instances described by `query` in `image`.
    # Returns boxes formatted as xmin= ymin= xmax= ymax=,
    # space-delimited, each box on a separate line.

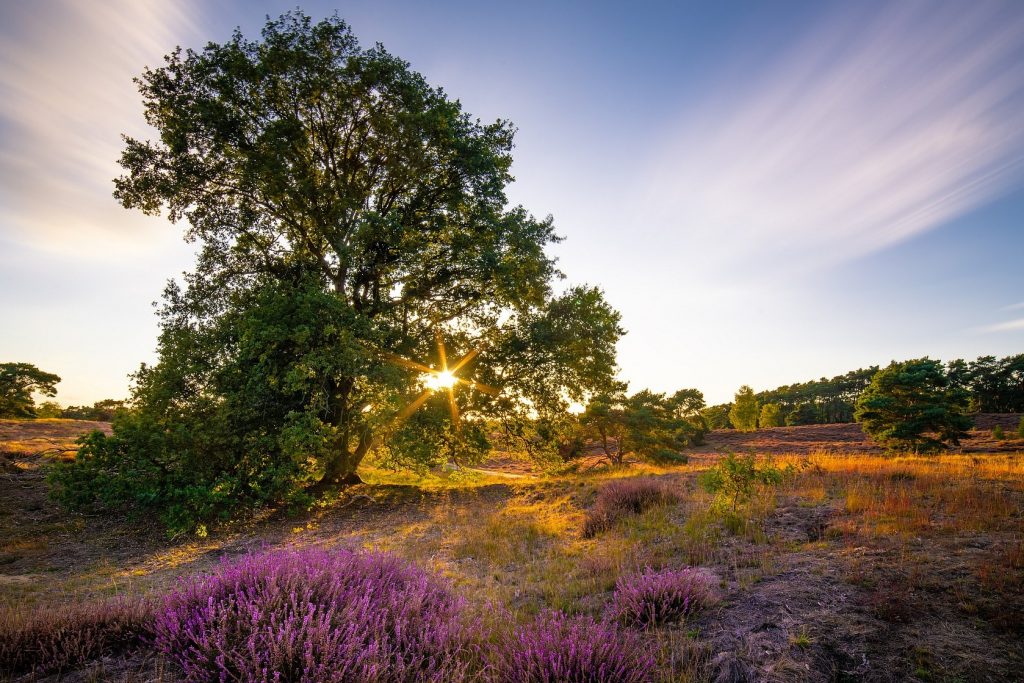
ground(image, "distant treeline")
xmin=702 ymin=354 xmax=1024 ymax=429
xmin=36 ymin=399 xmax=127 ymax=422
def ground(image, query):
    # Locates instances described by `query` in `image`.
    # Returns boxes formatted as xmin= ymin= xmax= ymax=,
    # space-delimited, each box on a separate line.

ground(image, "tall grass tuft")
xmin=489 ymin=610 xmax=655 ymax=683
xmin=608 ymin=567 xmax=717 ymax=628
xmin=154 ymin=547 xmax=479 ymax=683
xmin=0 ymin=597 xmax=153 ymax=677
xmin=583 ymin=478 xmax=680 ymax=537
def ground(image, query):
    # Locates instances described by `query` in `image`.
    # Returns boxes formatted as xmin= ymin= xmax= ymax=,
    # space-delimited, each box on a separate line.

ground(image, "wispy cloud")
xmin=0 ymin=0 xmax=198 ymax=257
xmin=637 ymin=1 xmax=1024 ymax=275
xmin=977 ymin=318 xmax=1024 ymax=334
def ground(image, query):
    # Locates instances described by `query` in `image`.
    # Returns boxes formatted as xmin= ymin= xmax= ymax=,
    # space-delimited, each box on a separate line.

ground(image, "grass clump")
xmin=0 ymin=597 xmax=152 ymax=677
xmin=154 ymin=547 xmax=480 ymax=682
xmin=608 ymin=567 xmax=717 ymax=628
xmin=582 ymin=477 xmax=680 ymax=538
xmin=490 ymin=610 xmax=655 ymax=683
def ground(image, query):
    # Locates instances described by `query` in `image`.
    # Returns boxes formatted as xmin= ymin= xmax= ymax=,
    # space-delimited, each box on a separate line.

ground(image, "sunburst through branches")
xmin=378 ymin=330 xmax=499 ymax=435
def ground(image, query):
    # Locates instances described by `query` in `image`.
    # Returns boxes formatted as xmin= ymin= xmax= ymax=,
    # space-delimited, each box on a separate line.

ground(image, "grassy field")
xmin=1 ymin=419 xmax=1023 ymax=681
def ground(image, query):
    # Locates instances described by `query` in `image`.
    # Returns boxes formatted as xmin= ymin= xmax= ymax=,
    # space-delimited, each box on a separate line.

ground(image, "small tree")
xmin=759 ymin=403 xmax=784 ymax=428
xmin=728 ymin=385 xmax=758 ymax=432
xmin=0 ymin=363 xmax=61 ymax=418
xmin=855 ymin=358 xmax=971 ymax=453
xmin=698 ymin=453 xmax=785 ymax=512
xmin=582 ymin=387 xmax=702 ymax=465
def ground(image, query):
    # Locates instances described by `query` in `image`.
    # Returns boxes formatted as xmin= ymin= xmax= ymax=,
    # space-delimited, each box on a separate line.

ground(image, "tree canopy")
xmin=854 ymin=358 xmax=971 ymax=452
xmin=0 ymin=363 xmax=60 ymax=418
xmin=52 ymin=12 xmax=623 ymax=533
xmin=728 ymin=385 xmax=758 ymax=432
xmin=581 ymin=387 xmax=706 ymax=465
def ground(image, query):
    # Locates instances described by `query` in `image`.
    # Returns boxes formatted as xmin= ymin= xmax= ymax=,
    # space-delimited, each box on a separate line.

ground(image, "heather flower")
xmin=583 ymin=478 xmax=680 ymax=537
xmin=153 ymin=547 xmax=478 ymax=682
xmin=0 ymin=596 xmax=152 ymax=677
xmin=609 ymin=567 xmax=717 ymax=628
xmin=489 ymin=610 xmax=655 ymax=683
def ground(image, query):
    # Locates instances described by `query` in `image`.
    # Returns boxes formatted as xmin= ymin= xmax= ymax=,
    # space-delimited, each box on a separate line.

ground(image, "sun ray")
xmin=374 ymin=330 xmax=501 ymax=438
xmin=449 ymin=347 xmax=480 ymax=373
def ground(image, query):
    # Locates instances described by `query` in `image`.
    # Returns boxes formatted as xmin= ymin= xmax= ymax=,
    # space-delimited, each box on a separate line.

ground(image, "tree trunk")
xmin=315 ymin=429 xmax=374 ymax=489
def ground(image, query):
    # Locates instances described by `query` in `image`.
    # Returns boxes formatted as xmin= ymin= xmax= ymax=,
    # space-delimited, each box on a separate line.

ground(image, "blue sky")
xmin=1 ymin=0 xmax=1022 ymax=406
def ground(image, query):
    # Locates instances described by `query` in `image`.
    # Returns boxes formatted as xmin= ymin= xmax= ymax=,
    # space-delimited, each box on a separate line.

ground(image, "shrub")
xmin=608 ymin=567 xmax=717 ymax=628
xmin=582 ymin=478 xmax=680 ymax=537
xmin=154 ymin=548 xmax=478 ymax=682
xmin=1018 ymin=416 xmax=1024 ymax=439
xmin=699 ymin=453 xmax=787 ymax=512
xmin=489 ymin=611 xmax=655 ymax=683
xmin=993 ymin=425 xmax=1006 ymax=440
xmin=0 ymin=597 xmax=152 ymax=677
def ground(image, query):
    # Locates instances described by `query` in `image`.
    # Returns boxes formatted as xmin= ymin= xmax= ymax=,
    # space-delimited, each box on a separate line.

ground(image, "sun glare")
xmin=423 ymin=370 xmax=457 ymax=391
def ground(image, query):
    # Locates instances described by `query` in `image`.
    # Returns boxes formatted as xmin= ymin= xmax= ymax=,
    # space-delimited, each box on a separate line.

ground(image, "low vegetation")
xmin=2 ymin=418 xmax=1023 ymax=681
xmin=609 ymin=567 xmax=717 ymax=628
xmin=0 ymin=597 xmax=152 ymax=678
xmin=582 ymin=477 xmax=681 ymax=537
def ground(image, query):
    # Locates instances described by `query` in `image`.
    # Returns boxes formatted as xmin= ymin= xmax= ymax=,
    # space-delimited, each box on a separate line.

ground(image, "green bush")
xmin=993 ymin=425 xmax=1006 ymax=441
xmin=698 ymin=453 xmax=788 ymax=512
xmin=1017 ymin=416 xmax=1024 ymax=439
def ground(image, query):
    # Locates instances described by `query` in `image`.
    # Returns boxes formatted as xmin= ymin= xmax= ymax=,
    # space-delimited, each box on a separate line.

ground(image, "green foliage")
xmin=785 ymin=402 xmax=819 ymax=426
xmin=757 ymin=367 xmax=878 ymax=425
xmin=728 ymin=385 xmax=758 ymax=432
xmin=755 ymin=354 xmax=1023 ymax=427
xmin=698 ymin=453 xmax=787 ymax=512
xmin=582 ymin=388 xmax=706 ymax=464
xmin=759 ymin=402 xmax=784 ymax=428
xmin=1018 ymin=416 xmax=1024 ymax=439
xmin=947 ymin=354 xmax=1024 ymax=412
xmin=0 ymin=363 xmax=60 ymax=418
xmin=35 ymin=401 xmax=64 ymax=419
xmin=53 ymin=12 xmax=623 ymax=534
xmin=700 ymin=404 xmax=731 ymax=430
xmin=854 ymin=358 xmax=972 ymax=453
xmin=992 ymin=425 xmax=1006 ymax=441
xmin=61 ymin=400 xmax=128 ymax=422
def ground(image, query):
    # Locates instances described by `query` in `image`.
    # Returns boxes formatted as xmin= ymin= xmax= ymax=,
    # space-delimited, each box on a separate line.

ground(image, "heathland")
xmin=2 ymin=417 xmax=1021 ymax=682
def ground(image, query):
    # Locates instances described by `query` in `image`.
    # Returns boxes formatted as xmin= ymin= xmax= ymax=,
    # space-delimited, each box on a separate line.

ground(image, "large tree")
xmin=855 ymin=358 xmax=971 ymax=452
xmin=52 ymin=13 xmax=622 ymax=532
xmin=0 ymin=363 xmax=61 ymax=418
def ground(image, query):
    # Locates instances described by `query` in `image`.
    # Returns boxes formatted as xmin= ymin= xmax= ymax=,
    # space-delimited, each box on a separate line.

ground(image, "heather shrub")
xmin=154 ymin=547 xmax=479 ymax=682
xmin=489 ymin=611 xmax=655 ymax=683
xmin=582 ymin=478 xmax=680 ymax=538
xmin=0 ymin=597 xmax=152 ymax=677
xmin=608 ymin=567 xmax=717 ymax=628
